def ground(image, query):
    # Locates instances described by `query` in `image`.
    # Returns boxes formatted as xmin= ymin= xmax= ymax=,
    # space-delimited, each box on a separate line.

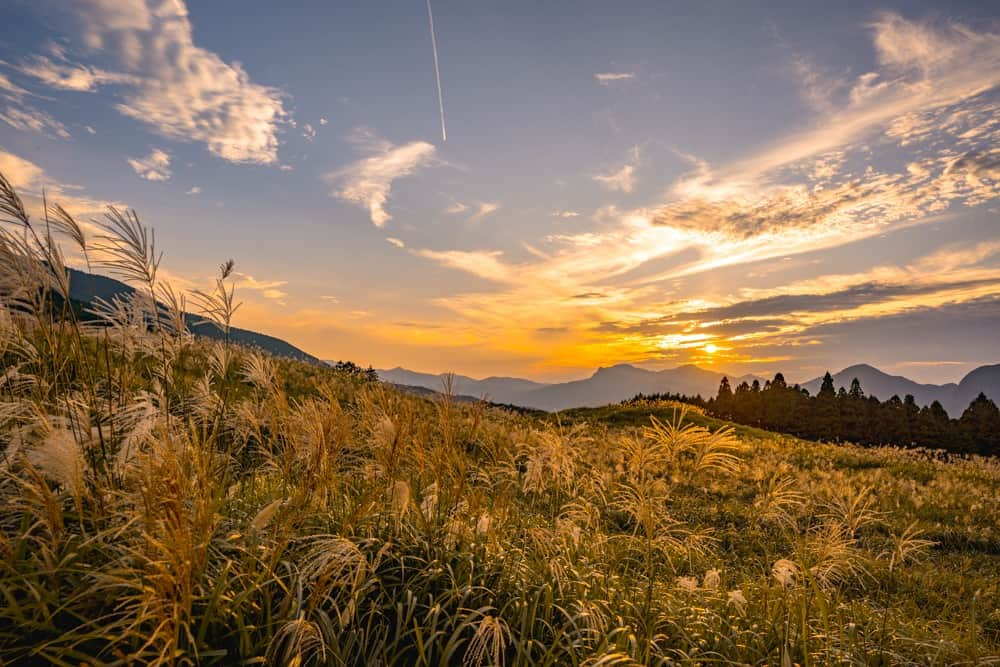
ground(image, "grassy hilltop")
xmin=1 ymin=175 xmax=998 ymax=664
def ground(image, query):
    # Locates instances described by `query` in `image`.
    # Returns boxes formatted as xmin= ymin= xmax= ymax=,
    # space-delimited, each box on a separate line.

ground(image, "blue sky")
xmin=1 ymin=0 xmax=998 ymax=382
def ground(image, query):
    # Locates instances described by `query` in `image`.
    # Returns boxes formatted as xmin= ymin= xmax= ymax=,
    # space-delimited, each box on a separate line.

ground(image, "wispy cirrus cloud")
xmin=412 ymin=248 xmax=514 ymax=283
xmin=16 ymin=1 xmax=289 ymax=164
xmin=467 ymin=202 xmax=499 ymax=223
xmin=234 ymin=272 xmax=288 ymax=304
xmin=0 ymin=72 xmax=32 ymax=98
xmin=0 ymin=104 xmax=70 ymax=139
xmin=595 ymin=72 xmax=636 ymax=85
xmin=0 ymin=146 xmax=122 ymax=218
xmin=0 ymin=62 xmax=74 ymax=140
xmin=593 ymin=147 xmax=640 ymax=193
xmin=325 ymin=130 xmax=436 ymax=227
xmin=593 ymin=164 xmax=635 ymax=192
xmin=127 ymin=148 xmax=171 ymax=181
xmin=17 ymin=55 xmax=137 ymax=92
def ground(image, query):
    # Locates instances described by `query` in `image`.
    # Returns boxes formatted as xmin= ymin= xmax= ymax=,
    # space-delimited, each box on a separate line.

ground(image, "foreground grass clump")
xmin=1 ymin=175 xmax=999 ymax=665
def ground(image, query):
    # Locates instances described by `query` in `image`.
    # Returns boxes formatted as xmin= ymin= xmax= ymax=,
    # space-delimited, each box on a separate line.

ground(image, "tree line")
xmin=626 ymin=373 xmax=1000 ymax=456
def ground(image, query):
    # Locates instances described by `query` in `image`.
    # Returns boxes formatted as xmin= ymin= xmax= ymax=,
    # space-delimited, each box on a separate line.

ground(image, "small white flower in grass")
xmin=676 ymin=576 xmax=699 ymax=592
xmin=27 ymin=427 xmax=85 ymax=500
xmin=703 ymin=568 xmax=721 ymax=590
xmin=419 ymin=482 xmax=438 ymax=517
xmin=250 ymin=498 xmax=282 ymax=532
xmin=772 ymin=558 xmax=799 ymax=588
xmin=476 ymin=512 xmax=491 ymax=535
xmin=391 ymin=480 xmax=411 ymax=516
xmin=377 ymin=415 xmax=396 ymax=447
xmin=727 ymin=589 xmax=747 ymax=614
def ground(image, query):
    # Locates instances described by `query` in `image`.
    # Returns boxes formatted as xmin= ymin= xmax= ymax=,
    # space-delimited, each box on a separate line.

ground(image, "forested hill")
xmin=702 ymin=372 xmax=1000 ymax=456
xmin=67 ymin=267 xmax=320 ymax=364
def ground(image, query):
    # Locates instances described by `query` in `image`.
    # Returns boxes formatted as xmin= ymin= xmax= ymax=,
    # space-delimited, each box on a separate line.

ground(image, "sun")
xmin=703 ymin=343 xmax=719 ymax=354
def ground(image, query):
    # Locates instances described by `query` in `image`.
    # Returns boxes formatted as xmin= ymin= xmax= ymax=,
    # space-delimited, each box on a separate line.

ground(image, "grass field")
xmin=1 ymin=179 xmax=998 ymax=665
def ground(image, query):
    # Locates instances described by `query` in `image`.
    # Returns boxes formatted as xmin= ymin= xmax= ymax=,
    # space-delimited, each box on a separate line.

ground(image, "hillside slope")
xmin=68 ymin=267 xmax=320 ymax=363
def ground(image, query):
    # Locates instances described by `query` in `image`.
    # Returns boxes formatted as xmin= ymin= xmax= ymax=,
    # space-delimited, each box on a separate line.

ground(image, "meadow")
xmin=1 ymin=173 xmax=998 ymax=665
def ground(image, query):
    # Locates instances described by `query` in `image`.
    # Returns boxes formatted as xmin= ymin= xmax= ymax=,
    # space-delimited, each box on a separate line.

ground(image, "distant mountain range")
xmin=800 ymin=363 xmax=1000 ymax=417
xmin=67 ymin=268 xmax=320 ymax=363
xmin=379 ymin=362 xmax=1000 ymax=416
xmin=378 ymin=364 xmax=762 ymax=412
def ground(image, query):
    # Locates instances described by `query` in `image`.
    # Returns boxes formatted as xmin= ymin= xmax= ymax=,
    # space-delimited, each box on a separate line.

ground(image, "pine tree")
xmin=715 ymin=376 xmax=733 ymax=418
xmin=807 ymin=371 xmax=839 ymax=440
xmin=848 ymin=377 xmax=864 ymax=399
xmin=914 ymin=400 xmax=952 ymax=449
xmin=959 ymin=393 xmax=1000 ymax=455
xmin=819 ymin=371 xmax=836 ymax=397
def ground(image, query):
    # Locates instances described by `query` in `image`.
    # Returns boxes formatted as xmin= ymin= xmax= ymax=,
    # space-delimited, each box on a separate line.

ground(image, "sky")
xmin=1 ymin=0 xmax=998 ymax=384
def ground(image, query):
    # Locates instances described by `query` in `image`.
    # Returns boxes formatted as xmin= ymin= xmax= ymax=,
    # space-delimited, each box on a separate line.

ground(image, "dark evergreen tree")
xmin=914 ymin=400 xmax=951 ymax=448
xmin=698 ymin=369 xmax=994 ymax=455
xmin=819 ymin=372 xmax=836 ymax=397
xmin=959 ymin=393 xmax=1000 ymax=455
xmin=714 ymin=376 xmax=733 ymax=418
xmin=813 ymin=372 xmax=840 ymax=440
xmin=848 ymin=377 xmax=864 ymax=399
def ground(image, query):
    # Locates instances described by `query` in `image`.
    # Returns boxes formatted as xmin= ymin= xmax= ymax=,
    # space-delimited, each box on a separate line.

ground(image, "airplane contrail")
xmin=425 ymin=0 xmax=447 ymax=142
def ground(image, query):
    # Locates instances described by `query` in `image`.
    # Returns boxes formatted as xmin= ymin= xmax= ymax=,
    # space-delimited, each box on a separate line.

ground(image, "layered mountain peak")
xmin=380 ymin=362 xmax=997 ymax=416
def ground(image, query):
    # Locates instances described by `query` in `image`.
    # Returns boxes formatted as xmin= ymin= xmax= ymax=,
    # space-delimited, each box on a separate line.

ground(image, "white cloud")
xmin=0 ymin=149 xmax=44 ymax=190
xmin=593 ymin=163 xmax=636 ymax=193
xmin=446 ymin=202 xmax=468 ymax=214
xmin=386 ymin=237 xmax=405 ymax=248
xmin=319 ymin=117 xmax=328 ymax=125
xmin=325 ymin=131 xmax=436 ymax=227
xmin=302 ymin=123 xmax=316 ymax=141
xmin=870 ymin=12 xmax=979 ymax=72
xmin=595 ymin=72 xmax=636 ymax=85
xmin=234 ymin=272 xmax=288 ymax=304
xmin=468 ymin=201 xmax=499 ymax=223
xmin=127 ymin=148 xmax=172 ymax=181
xmin=593 ymin=146 xmax=640 ymax=193
xmin=0 ymin=146 xmax=123 ymax=221
xmin=0 ymin=104 xmax=70 ymax=139
xmin=0 ymin=68 xmax=72 ymax=141
xmin=0 ymin=72 xmax=31 ymax=98
xmin=85 ymin=125 xmax=96 ymax=134
xmin=748 ymin=13 xmax=1000 ymax=185
xmin=18 ymin=1 xmax=289 ymax=165
xmin=552 ymin=210 xmax=580 ymax=218
xmin=789 ymin=55 xmax=844 ymax=114
xmin=17 ymin=55 xmax=136 ymax=92
xmin=413 ymin=248 xmax=514 ymax=283
xmin=186 ymin=185 xmax=201 ymax=195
